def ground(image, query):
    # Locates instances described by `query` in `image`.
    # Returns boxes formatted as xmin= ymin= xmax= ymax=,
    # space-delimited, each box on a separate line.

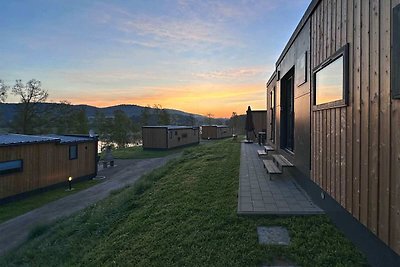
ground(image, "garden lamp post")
xmin=68 ymin=176 xmax=72 ymax=191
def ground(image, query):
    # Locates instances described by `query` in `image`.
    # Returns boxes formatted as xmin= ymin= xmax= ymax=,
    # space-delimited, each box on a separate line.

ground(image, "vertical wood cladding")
xmin=0 ymin=141 xmax=96 ymax=200
xmin=311 ymin=0 xmax=400 ymax=254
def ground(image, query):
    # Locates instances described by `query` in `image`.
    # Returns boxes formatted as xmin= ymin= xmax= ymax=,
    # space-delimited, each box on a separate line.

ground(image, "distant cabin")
xmin=201 ymin=125 xmax=232 ymax=139
xmin=142 ymin=126 xmax=200 ymax=150
xmin=0 ymin=134 xmax=98 ymax=203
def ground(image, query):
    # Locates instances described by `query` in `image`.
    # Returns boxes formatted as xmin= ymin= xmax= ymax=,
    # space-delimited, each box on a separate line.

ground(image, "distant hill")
xmin=0 ymin=103 xmax=227 ymax=127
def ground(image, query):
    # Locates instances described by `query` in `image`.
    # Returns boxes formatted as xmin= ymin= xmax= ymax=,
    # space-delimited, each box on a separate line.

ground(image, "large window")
xmin=393 ymin=4 xmax=400 ymax=99
xmin=313 ymin=44 xmax=348 ymax=109
xmin=69 ymin=145 xmax=78 ymax=160
xmin=0 ymin=159 xmax=23 ymax=175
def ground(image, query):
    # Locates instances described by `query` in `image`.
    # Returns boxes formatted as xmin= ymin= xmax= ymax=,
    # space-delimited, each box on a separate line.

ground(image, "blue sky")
xmin=0 ymin=0 xmax=310 ymax=117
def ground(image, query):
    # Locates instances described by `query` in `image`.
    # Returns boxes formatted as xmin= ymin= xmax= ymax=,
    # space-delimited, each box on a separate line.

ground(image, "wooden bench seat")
xmin=272 ymin=154 xmax=294 ymax=170
xmin=257 ymin=150 xmax=267 ymax=157
xmin=264 ymin=145 xmax=274 ymax=152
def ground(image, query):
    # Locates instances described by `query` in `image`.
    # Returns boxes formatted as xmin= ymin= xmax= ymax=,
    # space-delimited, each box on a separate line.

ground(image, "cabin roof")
xmin=44 ymin=134 xmax=95 ymax=144
xmin=0 ymin=134 xmax=95 ymax=146
xmin=143 ymin=125 xmax=199 ymax=130
xmin=201 ymin=125 xmax=229 ymax=128
xmin=0 ymin=134 xmax=59 ymax=146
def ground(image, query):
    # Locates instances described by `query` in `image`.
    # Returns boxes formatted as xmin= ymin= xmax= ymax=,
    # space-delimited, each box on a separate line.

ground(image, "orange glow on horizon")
xmin=58 ymin=84 xmax=266 ymax=118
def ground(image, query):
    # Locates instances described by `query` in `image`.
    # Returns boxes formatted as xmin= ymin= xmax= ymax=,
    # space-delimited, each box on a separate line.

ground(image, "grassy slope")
xmin=0 ymin=179 xmax=101 ymax=224
xmin=1 ymin=139 xmax=366 ymax=266
xmin=100 ymin=146 xmax=186 ymax=159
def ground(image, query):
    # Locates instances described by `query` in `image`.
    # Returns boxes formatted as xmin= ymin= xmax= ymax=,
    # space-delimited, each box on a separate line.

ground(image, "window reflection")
xmin=315 ymin=56 xmax=344 ymax=105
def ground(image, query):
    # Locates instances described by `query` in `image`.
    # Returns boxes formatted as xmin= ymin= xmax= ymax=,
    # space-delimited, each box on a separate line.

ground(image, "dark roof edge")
xmin=142 ymin=126 xmax=199 ymax=130
xmin=275 ymin=0 xmax=320 ymax=67
xmin=0 ymin=140 xmax=58 ymax=147
xmin=266 ymin=71 xmax=277 ymax=87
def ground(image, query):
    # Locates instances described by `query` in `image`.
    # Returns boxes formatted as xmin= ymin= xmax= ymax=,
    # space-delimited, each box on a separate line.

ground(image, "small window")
xmin=313 ymin=44 xmax=349 ymax=109
xmin=175 ymin=131 xmax=178 ymax=135
xmin=182 ymin=133 xmax=188 ymax=138
xmin=0 ymin=159 xmax=23 ymax=175
xmin=392 ymin=4 xmax=400 ymax=99
xmin=169 ymin=131 xmax=173 ymax=139
xmin=69 ymin=145 xmax=78 ymax=160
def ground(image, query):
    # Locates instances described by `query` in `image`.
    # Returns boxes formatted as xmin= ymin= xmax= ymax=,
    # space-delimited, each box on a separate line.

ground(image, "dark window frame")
xmin=312 ymin=43 xmax=349 ymax=110
xmin=270 ymin=87 xmax=276 ymax=143
xmin=69 ymin=144 xmax=78 ymax=160
xmin=392 ymin=4 xmax=400 ymax=99
xmin=0 ymin=159 xmax=23 ymax=175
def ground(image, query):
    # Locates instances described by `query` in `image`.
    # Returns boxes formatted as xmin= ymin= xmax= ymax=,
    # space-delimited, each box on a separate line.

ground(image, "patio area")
xmin=238 ymin=142 xmax=323 ymax=215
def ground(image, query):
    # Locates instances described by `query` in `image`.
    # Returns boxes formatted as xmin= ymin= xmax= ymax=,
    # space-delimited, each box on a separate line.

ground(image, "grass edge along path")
xmin=100 ymin=145 xmax=188 ymax=159
xmin=0 ymin=139 xmax=367 ymax=266
xmin=0 ymin=179 xmax=102 ymax=224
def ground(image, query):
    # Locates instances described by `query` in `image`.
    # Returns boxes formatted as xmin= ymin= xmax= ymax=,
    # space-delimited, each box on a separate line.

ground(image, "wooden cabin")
xmin=0 ymin=134 xmax=98 ymax=202
xmin=246 ymin=110 xmax=268 ymax=141
xmin=142 ymin=126 xmax=200 ymax=150
xmin=266 ymin=0 xmax=400 ymax=264
xmin=201 ymin=125 xmax=232 ymax=139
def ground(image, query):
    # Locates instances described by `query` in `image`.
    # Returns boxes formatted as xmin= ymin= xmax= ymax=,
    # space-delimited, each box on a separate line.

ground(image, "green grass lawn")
xmin=100 ymin=145 xmax=189 ymax=159
xmin=0 ymin=139 xmax=367 ymax=266
xmin=0 ymin=179 xmax=102 ymax=224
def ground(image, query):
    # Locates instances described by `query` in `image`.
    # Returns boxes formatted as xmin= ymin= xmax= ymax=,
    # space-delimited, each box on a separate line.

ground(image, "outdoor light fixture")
xmin=68 ymin=176 xmax=72 ymax=191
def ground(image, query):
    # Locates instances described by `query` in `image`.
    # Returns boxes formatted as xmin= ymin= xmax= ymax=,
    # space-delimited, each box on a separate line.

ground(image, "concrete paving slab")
xmin=238 ymin=143 xmax=323 ymax=215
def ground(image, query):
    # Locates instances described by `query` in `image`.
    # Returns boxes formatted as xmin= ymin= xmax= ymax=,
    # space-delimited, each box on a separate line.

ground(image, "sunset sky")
xmin=0 ymin=0 xmax=310 ymax=118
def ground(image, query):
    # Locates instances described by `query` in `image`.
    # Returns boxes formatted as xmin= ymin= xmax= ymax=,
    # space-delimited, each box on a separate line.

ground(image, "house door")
xmin=281 ymin=69 xmax=295 ymax=152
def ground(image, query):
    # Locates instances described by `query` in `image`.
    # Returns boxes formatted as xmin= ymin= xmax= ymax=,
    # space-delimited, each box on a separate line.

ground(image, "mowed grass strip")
xmin=100 ymin=145 xmax=187 ymax=159
xmin=0 ymin=139 xmax=367 ymax=266
xmin=0 ymin=179 xmax=101 ymax=224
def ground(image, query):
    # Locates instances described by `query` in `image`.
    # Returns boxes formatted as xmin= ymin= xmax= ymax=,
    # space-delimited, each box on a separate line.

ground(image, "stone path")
xmin=0 ymin=154 xmax=180 ymax=256
xmin=238 ymin=143 xmax=323 ymax=215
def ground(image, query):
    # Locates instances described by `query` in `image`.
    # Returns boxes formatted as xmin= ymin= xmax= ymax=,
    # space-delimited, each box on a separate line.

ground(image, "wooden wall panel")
xmin=391 ymin=0 xmax=400 ymax=256
xmin=0 ymin=141 xmax=96 ymax=200
xmin=378 ymin=0 xmax=391 ymax=245
xmin=168 ymin=128 xmax=199 ymax=149
xmin=309 ymin=0 xmax=399 ymax=255
xmin=360 ymin=0 xmax=370 ymax=227
xmin=201 ymin=126 xmax=217 ymax=139
xmin=142 ymin=128 xmax=167 ymax=149
xmin=368 ymin=0 xmax=380 ymax=235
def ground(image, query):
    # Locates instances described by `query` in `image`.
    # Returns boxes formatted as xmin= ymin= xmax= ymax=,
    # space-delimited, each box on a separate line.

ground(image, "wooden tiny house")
xmin=201 ymin=125 xmax=232 ymax=139
xmin=266 ymin=0 xmax=400 ymax=263
xmin=142 ymin=126 xmax=200 ymax=150
xmin=0 ymin=134 xmax=98 ymax=202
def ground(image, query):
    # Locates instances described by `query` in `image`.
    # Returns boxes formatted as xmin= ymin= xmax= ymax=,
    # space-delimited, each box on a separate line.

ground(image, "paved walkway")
xmin=238 ymin=143 xmax=323 ymax=215
xmin=0 ymin=154 xmax=180 ymax=256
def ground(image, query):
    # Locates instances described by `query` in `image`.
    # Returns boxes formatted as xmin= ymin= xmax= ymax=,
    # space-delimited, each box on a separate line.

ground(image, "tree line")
xmin=1 ymin=79 xmax=228 ymax=149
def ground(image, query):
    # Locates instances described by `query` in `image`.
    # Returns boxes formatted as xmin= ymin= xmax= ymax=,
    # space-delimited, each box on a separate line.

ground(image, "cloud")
xmin=176 ymin=0 xmax=278 ymax=20
xmin=90 ymin=2 xmax=240 ymax=51
xmin=194 ymin=66 xmax=269 ymax=80
xmin=60 ymin=70 xmax=158 ymax=84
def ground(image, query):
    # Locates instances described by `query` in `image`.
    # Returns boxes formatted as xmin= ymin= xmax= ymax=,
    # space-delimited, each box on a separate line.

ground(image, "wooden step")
xmin=263 ymin=160 xmax=282 ymax=180
xmin=263 ymin=160 xmax=282 ymax=174
xmin=257 ymin=150 xmax=267 ymax=157
xmin=272 ymin=154 xmax=294 ymax=170
xmin=264 ymin=145 xmax=274 ymax=152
